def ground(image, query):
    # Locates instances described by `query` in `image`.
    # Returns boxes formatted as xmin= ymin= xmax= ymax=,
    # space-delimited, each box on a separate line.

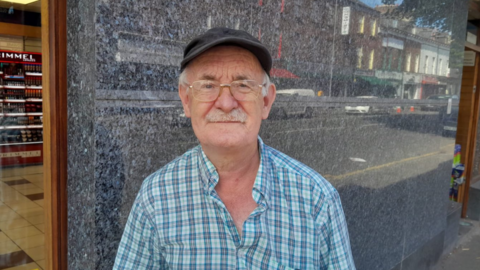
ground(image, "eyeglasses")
xmin=188 ymin=80 xmax=264 ymax=102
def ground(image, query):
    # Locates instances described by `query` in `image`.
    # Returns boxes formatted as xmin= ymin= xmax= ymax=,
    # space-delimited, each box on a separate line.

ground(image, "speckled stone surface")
xmin=67 ymin=0 xmax=96 ymax=269
xmin=66 ymin=0 xmax=469 ymax=269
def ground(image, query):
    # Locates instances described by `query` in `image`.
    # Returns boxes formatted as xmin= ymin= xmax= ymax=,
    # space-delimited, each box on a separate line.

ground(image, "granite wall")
xmin=67 ymin=0 xmax=469 ymax=269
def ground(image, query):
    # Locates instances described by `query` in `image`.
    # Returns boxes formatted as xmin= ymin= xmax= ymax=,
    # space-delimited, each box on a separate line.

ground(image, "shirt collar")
xmin=197 ymin=136 xmax=272 ymax=205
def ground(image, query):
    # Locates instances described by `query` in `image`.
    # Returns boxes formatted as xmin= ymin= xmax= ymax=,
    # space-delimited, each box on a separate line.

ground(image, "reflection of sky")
xmin=360 ymin=0 xmax=403 ymax=7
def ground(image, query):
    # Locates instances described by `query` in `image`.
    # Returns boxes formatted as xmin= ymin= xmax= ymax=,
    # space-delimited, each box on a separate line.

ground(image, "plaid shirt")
xmin=114 ymin=138 xmax=355 ymax=269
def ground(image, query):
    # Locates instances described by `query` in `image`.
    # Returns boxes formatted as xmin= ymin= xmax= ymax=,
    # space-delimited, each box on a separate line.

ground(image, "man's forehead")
xmin=188 ymin=46 xmax=264 ymax=79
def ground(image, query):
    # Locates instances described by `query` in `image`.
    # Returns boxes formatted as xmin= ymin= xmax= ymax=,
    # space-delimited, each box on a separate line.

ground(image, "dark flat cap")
xmin=181 ymin=27 xmax=272 ymax=75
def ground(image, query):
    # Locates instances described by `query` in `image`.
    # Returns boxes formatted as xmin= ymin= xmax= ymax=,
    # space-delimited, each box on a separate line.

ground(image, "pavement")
xmin=434 ymin=219 xmax=480 ymax=270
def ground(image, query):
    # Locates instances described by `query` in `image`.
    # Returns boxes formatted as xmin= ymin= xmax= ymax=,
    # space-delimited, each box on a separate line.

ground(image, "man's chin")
xmin=201 ymin=132 xmax=253 ymax=149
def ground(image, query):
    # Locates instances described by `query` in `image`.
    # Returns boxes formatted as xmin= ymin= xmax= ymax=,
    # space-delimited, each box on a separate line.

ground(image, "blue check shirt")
xmin=114 ymin=138 xmax=355 ymax=269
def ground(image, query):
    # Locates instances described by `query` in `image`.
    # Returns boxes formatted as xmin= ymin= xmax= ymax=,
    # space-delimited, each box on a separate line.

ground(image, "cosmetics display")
xmin=0 ymin=50 xmax=43 ymax=166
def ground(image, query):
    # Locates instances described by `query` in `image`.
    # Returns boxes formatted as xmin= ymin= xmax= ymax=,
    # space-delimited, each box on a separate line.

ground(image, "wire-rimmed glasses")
xmin=188 ymin=80 xmax=264 ymax=102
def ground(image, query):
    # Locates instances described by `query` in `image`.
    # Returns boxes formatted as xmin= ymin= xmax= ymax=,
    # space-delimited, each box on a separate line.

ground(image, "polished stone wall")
xmin=67 ymin=0 xmax=469 ymax=269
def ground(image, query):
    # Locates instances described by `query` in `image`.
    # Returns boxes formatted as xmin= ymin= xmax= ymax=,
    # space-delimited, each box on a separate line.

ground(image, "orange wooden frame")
xmin=42 ymin=0 xmax=68 ymax=269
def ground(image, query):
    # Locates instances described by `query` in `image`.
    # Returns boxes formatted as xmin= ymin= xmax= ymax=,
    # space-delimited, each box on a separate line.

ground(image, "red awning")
xmin=270 ymin=68 xmax=299 ymax=79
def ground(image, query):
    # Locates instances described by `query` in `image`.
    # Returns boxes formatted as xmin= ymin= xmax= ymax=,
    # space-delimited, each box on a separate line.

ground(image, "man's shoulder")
xmin=139 ymin=146 xmax=201 ymax=194
xmin=264 ymin=144 xmax=337 ymax=197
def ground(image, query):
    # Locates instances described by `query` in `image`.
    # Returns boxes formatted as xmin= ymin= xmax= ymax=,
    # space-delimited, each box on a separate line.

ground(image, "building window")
xmin=432 ymin=57 xmax=436 ymax=75
xmin=371 ymin=20 xmax=376 ymax=36
xmin=415 ymin=55 xmax=420 ymax=73
xmin=357 ymin=47 xmax=363 ymax=68
xmin=392 ymin=20 xmax=398 ymax=28
xmin=382 ymin=47 xmax=387 ymax=70
xmin=439 ymin=59 xmax=443 ymax=75
xmin=207 ymin=15 xmax=212 ymax=29
xmin=424 ymin=56 xmax=429 ymax=74
xmin=406 ymin=53 xmax=411 ymax=72
xmin=359 ymin=16 xmax=365 ymax=33
xmin=369 ymin=49 xmax=375 ymax=69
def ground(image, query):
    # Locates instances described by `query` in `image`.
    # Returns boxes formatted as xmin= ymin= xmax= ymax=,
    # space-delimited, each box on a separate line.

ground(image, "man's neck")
xmin=202 ymin=141 xmax=260 ymax=186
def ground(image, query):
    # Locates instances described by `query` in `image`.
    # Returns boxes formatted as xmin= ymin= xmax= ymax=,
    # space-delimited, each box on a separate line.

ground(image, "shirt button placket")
xmin=236 ymin=248 xmax=246 ymax=269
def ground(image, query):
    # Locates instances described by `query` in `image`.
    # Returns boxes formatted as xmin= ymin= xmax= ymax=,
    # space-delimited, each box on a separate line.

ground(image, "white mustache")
xmin=206 ymin=108 xmax=247 ymax=123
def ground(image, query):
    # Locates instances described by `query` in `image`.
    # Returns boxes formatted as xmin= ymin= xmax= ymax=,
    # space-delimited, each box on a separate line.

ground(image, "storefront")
xmin=0 ymin=0 xmax=66 ymax=269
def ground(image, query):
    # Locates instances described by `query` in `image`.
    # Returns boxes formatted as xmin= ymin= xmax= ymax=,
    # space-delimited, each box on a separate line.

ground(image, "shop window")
xmin=369 ymin=49 xmax=374 ymax=70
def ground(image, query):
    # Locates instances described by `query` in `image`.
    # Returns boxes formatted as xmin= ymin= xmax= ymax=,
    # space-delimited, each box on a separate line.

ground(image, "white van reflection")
xmin=345 ymin=96 xmax=390 ymax=114
xmin=275 ymin=89 xmax=315 ymax=119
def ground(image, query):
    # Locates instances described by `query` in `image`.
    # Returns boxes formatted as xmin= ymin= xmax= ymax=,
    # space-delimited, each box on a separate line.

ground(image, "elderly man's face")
xmin=179 ymin=46 xmax=276 ymax=150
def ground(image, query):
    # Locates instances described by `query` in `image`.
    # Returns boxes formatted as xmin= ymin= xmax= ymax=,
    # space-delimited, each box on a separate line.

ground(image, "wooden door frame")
xmin=41 ymin=0 xmax=68 ymax=269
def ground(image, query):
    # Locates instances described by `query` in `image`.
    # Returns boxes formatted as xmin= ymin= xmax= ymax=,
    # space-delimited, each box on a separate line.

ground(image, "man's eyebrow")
xmin=198 ymin=74 xmax=216 ymax=80
xmin=233 ymin=75 xmax=250 ymax=81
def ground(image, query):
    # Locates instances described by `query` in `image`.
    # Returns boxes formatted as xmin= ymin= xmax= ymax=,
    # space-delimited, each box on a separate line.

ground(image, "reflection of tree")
xmin=381 ymin=0 xmax=452 ymax=31
xmin=381 ymin=0 xmax=468 ymax=70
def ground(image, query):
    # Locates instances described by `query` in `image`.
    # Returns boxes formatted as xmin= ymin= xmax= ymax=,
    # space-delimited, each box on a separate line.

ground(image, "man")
xmin=114 ymin=27 xmax=355 ymax=269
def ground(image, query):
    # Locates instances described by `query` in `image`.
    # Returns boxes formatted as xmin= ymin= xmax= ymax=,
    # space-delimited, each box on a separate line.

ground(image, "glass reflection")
xmin=92 ymin=0 xmax=469 ymax=269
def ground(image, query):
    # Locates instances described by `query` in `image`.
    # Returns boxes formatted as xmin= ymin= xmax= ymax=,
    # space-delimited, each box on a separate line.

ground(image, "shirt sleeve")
xmin=113 ymin=193 xmax=167 ymax=270
xmin=316 ymin=190 xmax=356 ymax=270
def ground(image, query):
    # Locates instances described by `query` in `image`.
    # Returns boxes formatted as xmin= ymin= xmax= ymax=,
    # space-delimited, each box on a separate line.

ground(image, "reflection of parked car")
xmin=421 ymin=95 xmax=459 ymax=111
xmin=275 ymin=89 xmax=315 ymax=118
xmin=440 ymin=101 xmax=459 ymax=137
xmin=276 ymin=89 xmax=315 ymax=97
xmin=345 ymin=96 xmax=390 ymax=114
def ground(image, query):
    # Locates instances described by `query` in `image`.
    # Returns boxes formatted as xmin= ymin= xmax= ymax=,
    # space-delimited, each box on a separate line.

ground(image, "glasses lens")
xmin=231 ymin=80 xmax=259 ymax=101
xmin=192 ymin=80 xmax=219 ymax=101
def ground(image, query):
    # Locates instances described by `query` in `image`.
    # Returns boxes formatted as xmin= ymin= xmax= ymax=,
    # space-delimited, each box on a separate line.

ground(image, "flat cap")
xmin=181 ymin=27 xmax=272 ymax=75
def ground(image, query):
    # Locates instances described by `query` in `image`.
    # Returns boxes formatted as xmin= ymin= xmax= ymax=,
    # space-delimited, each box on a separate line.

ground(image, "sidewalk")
xmin=434 ymin=219 xmax=480 ymax=270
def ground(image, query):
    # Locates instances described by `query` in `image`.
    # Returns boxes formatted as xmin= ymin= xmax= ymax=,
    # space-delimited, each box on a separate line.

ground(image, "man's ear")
xmin=179 ymin=84 xmax=192 ymax=118
xmin=261 ymin=83 xmax=276 ymax=119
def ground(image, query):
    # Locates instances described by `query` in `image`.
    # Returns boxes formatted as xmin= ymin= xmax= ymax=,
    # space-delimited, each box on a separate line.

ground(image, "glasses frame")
xmin=188 ymin=80 xmax=265 ymax=102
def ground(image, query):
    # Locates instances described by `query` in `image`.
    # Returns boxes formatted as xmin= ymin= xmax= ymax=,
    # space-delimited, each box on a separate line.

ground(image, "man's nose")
xmin=214 ymin=86 xmax=238 ymax=112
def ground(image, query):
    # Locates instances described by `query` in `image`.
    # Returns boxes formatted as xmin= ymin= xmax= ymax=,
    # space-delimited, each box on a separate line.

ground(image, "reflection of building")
xmin=375 ymin=5 xmax=453 ymax=100
xmin=334 ymin=0 xmax=383 ymax=97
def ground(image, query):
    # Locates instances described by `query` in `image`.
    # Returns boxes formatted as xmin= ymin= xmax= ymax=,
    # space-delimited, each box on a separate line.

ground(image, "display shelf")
xmin=4 ymin=85 xmax=26 ymax=89
xmin=0 ymin=125 xmax=43 ymax=129
xmin=25 ymin=72 xmax=42 ymax=76
xmin=0 ymin=99 xmax=43 ymax=103
xmin=3 ymin=75 xmax=24 ymax=79
xmin=0 ymin=50 xmax=44 ymax=166
xmin=0 ymin=141 xmax=43 ymax=146
xmin=26 ymin=99 xmax=42 ymax=102
xmin=2 ymin=99 xmax=25 ymax=103
xmin=0 ymin=113 xmax=43 ymax=116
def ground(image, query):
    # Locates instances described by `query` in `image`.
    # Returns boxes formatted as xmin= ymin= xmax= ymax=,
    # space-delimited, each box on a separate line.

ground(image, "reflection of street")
xmin=261 ymin=111 xmax=455 ymax=188
xmin=168 ymin=106 xmax=455 ymax=190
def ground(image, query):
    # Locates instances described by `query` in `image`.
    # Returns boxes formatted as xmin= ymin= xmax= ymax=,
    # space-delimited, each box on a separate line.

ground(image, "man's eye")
xmin=201 ymin=83 xmax=215 ymax=89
